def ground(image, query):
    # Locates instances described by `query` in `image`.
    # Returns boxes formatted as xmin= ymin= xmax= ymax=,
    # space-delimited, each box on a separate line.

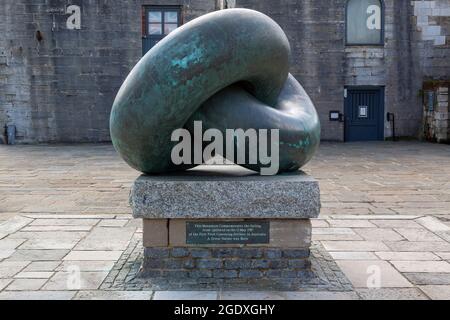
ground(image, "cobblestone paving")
xmin=102 ymin=238 xmax=352 ymax=292
xmin=1 ymin=142 xmax=450 ymax=221
xmin=1 ymin=141 xmax=450 ymax=300
xmin=0 ymin=213 xmax=449 ymax=299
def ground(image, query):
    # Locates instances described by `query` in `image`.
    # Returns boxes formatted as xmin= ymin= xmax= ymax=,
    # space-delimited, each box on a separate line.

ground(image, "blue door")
xmin=344 ymin=87 xmax=385 ymax=141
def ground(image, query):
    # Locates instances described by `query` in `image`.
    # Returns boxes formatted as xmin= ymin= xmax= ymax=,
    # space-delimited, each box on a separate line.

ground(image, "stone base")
xmin=140 ymin=246 xmax=312 ymax=280
xmin=130 ymin=166 xmax=320 ymax=219
xmin=130 ymin=166 xmax=320 ymax=282
xmin=143 ymin=219 xmax=312 ymax=248
xmin=141 ymin=218 xmax=313 ymax=280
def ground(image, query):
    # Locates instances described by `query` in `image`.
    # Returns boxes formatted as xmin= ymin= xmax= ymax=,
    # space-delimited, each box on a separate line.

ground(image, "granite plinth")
xmin=130 ymin=165 xmax=320 ymax=219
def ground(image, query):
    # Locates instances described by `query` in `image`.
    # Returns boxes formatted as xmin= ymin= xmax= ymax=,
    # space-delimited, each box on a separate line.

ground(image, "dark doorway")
xmin=142 ymin=6 xmax=182 ymax=56
xmin=344 ymin=86 xmax=385 ymax=141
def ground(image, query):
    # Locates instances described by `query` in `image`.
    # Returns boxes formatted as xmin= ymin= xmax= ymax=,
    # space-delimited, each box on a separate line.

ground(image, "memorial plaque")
xmin=186 ymin=221 xmax=270 ymax=245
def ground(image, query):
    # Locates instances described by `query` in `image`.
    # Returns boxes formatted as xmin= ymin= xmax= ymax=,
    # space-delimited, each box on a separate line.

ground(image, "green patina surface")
xmin=110 ymin=9 xmax=320 ymax=175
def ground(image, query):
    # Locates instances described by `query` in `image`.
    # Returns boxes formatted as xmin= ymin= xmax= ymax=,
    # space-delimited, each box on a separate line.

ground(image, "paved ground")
xmin=1 ymin=141 xmax=450 ymax=300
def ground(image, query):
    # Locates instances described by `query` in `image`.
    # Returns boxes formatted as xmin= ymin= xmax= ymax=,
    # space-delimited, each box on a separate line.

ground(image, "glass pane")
xmin=149 ymin=23 xmax=162 ymax=35
xmin=165 ymin=11 xmax=178 ymax=23
xmin=164 ymin=23 xmax=178 ymax=35
xmin=347 ymin=0 xmax=382 ymax=44
xmin=358 ymin=106 xmax=368 ymax=118
xmin=149 ymin=11 xmax=162 ymax=23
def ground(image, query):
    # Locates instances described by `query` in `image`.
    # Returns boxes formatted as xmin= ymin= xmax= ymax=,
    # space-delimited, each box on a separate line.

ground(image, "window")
xmin=346 ymin=0 xmax=384 ymax=45
xmin=142 ymin=6 xmax=181 ymax=55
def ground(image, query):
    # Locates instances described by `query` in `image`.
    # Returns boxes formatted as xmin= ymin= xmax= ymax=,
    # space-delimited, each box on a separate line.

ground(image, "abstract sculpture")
xmin=110 ymin=8 xmax=320 ymax=175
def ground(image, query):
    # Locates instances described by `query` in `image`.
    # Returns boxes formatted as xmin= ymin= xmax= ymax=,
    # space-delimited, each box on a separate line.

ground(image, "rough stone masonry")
xmin=1 ymin=0 xmax=449 ymax=144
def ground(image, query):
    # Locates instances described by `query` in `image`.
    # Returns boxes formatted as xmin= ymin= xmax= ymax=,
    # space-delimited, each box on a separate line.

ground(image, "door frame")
xmin=344 ymin=86 xmax=385 ymax=142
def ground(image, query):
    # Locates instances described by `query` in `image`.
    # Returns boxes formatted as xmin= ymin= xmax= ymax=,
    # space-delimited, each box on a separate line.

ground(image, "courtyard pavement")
xmin=1 ymin=141 xmax=450 ymax=300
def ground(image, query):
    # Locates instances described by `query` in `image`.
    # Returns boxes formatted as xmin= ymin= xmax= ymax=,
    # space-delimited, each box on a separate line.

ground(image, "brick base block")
xmin=140 ymin=247 xmax=312 ymax=280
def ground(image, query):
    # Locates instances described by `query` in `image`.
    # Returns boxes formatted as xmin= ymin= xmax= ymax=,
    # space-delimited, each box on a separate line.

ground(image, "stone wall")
xmin=423 ymin=83 xmax=450 ymax=142
xmin=1 ymin=0 xmax=450 ymax=143
xmin=0 ymin=0 xmax=140 ymax=143
xmin=345 ymin=1 xmax=420 ymax=139
xmin=141 ymin=247 xmax=312 ymax=282
xmin=0 ymin=0 xmax=213 ymax=143
xmin=412 ymin=0 xmax=450 ymax=140
xmin=237 ymin=0 xmax=346 ymax=141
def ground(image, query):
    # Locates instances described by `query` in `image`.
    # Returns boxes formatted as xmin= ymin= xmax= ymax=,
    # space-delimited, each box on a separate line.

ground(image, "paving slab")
xmin=391 ymin=261 xmax=450 ymax=273
xmin=19 ymin=238 xmax=80 ymax=250
xmin=0 ymin=217 xmax=33 ymax=235
xmin=5 ymin=278 xmax=47 ymax=291
xmin=370 ymin=220 xmax=423 ymax=228
xmin=394 ymin=228 xmax=443 ymax=242
xmin=0 ymin=279 xmax=12 ymax=291
xmin=24 ymin=215 xmax=117 ymax=220
xmin=74 ymin=227 xmax=135 ymax=251
xmin=7 ymin=231 xmax=87 ymax=241
xmin=313 ymin=228 xmax=356 ymax=235
xmin=0 ymin=250 xmax=14 ymax=260
xmin=322 ymin=241 xmax=389 ymax=252
xmin=282 ymin=291 xmax=359 ymax=300
xmin=8 ymin=250 xmax=69 ymax=261
xmin=435 ymin=252 xmax=450 ymax=260
xmin=153 ymin=291 xmax=218 ymax=300
xmin=42 ymin=271 xmax=109 ymax=291
xmin=30 ymin=219 xmax=99 ymax=226
xmin=328 ymin=220 xmax=377 ymax=228
xmin=97 ymin=220 xmax=129 ymax=227
xmin=0 ymin=261 xmax=30 ymax=278
xmin=74 ymin=290 xmax=153 ymax=300
xmin=404 ymin=273 xmax=450 ymax=285
xmin=14 ymin=272 xmax=54 ymax=279
xmin=336 ymin=260 xmax=413 ymax=288
xmin=333 ymin=215 xmax=420 ymax=220
xmin=416 ymin=217 xmax=450 ymax=232
xmin=375 ymin=252 xmax=440 ymax=261
xmin=385 ymin=241 xmax=450 ymax=252
xmin=0 ymin=238 xmax=26 ymax=249
xmin=356 ymin=288 xmax=428 ymax=300
xmin=312 ymin=234 xmax=363 ymax=241
xmin=329 ymin=252 xmax=379 ymax=260
xmin=420 ymin=285 xmax=450 ymax=300
xmin=354 ymin=228 xmax=404 ymax=241
xmin=57 ymin=261 xmax=115 ymax=272
xmin=63 ymin=251 xmax=123 ymax=261
xmin=22 ymin=226 xmax=92 ymax=232
xmin=218 ymin=291 xmax=286 ymax=300
xmin=0 ymin=291 xmax=76 ymax=300
xmin=23 ymin=261 xmax=61 ymax=272
xmin=310 ymin=220 xmax=329 ymax=228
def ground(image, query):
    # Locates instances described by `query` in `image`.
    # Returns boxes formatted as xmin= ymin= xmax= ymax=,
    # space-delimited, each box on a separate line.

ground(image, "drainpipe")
xmin=387 ymin=113 xmax=396 ymax=142
xmin=6 ymin=124 xmax=16 ymax=145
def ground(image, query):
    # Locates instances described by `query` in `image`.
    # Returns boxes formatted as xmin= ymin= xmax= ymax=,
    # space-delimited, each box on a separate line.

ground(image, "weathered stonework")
xmin=140 ymin=247 xmax=313 ymax=281
xmin=130 ymin=166 xmax=321 ymax=220
xmin=1 ymin=0 xmax=449 ymax=143
xmin=423 ymin=83 xmax=450 ymax=142
xmin=413 ymin=0 xmax=450 ymax=46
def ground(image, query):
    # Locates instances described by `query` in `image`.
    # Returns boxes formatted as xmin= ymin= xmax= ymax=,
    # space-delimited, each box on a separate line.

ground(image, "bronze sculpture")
xmin=110 ymin=9 xmax=320 ymax=175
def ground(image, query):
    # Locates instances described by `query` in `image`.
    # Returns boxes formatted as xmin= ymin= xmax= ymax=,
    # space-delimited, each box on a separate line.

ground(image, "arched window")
xmin=346 ymin=0 xmax=384 ymax=45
